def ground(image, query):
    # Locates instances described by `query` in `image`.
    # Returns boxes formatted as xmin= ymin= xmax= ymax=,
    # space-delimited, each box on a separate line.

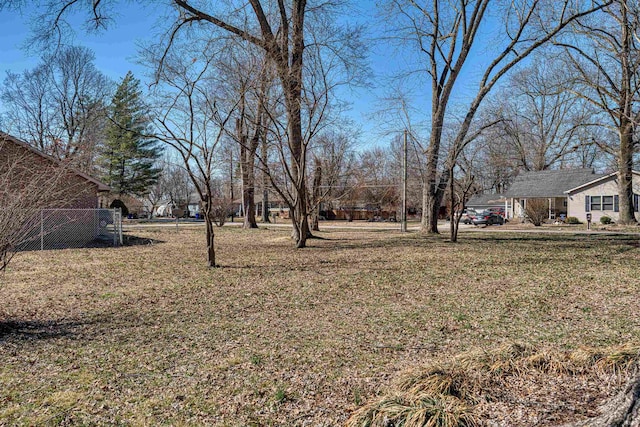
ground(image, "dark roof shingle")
xmin=505 ymin=169 xmax=605 ymax=198
xmin=467 ymin=193 xmax=506 ymax=207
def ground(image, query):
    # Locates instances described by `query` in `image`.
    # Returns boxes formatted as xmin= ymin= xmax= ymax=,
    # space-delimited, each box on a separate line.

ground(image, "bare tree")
xmin=151 ymin=46 xmax=235 ymax=267
xmin=448 ymin=166 xmax=477 ymax=243
xmin=486 ymin=59 xmax=597 ymax=171
xmin=306 ymin=128 xmax=359 ymax=228
xmin=1 ymin=46 xmax=111 ymax=173
xmin=145 ymin=161 xmax=173 ymax=218
xmin=355 ymin=146 xmax=399 ymax=216
xmin=556 ymin=0 xmax=640 ymax=224
xmin=34 ymin=0 xmax=365 ymax=248
xmin=218 ymin=47 xmax=272 ymax=230
xmin=383 ymin=0 xmax=610 ymax=233
xmin=163 ymin=163 xmax=194 ymax=216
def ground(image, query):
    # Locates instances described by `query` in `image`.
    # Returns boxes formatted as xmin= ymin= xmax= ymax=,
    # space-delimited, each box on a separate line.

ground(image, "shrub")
xmin=565 ymin=216 xmax=581 ymax=224
xmin=208 ymin=197 xmax=234 ymax=227
xmin=600 ymin=216 xmax=613 ymax=225
xmin=524 ymin=198 xmax=548 ymax=226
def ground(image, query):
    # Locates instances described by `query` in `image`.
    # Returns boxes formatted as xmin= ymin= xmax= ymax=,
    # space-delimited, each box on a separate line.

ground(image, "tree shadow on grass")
xmin=122 ymin=234 xmax=165 ymax=246
xmin=0 ymin=318 xmax=98 ymax=342
xmin=307 ymin=230 xmax=640 ymax=253
xmin=468 ymin=232 xmax=640 ymax=248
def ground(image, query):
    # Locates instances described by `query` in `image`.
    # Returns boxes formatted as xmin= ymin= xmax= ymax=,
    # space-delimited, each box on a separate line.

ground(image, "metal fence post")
xmin=118 ymin=208 xmax=123 ymax=245
xmin=113 ymin=208 xmax=117 ymax=247
xmin=40 ymin=209 xmax=44 ymax=251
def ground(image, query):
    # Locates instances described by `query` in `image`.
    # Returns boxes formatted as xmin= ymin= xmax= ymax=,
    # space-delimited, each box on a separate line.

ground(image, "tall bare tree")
xmin=35 ymin=0 xmax=365 ymax=248
xmin=556 ymin=0 xmax=640 ymax=224
xmin=308 ymin=129 xmax=358 ymax=228
xmin=384 ymin=0 xmax=610 ymax=233
xmin=152 ymin=48 xmax=235 ymax=267
xmin=1 ymin=46 xmax=111 ymax=173
xmin=486 ymin=59 xmax=597 ymax=171
xmin=218 ymin=45 xmax=272 ymax=230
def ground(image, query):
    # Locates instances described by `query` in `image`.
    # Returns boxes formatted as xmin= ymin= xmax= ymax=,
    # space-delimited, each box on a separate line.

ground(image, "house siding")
xmin=567 ymin=175 xmax=640 ymax=222
xmin=1 ymin=134 xmax=105 ymax=208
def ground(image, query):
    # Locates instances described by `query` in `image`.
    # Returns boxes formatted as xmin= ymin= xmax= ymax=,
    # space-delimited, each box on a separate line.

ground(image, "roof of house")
xmin=0 ymin=131 xmax=110 ymax=192
xmin=504 ymin=168 xmax=606 ymax=198
xmin=467 ymin=193 xmax=506 ymax=207
xmin=565 ymin=170 xmax=640 ymax=194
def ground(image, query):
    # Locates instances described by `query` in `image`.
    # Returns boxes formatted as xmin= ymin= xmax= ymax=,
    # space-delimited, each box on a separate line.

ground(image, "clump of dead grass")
xmin=345 ymin=393 xmax=477 ymax=427
xmin=346 ymin=342 xmax=640 ymax=427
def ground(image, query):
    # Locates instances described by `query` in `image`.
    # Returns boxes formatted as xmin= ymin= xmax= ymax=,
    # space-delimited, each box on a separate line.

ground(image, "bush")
xmin=110 ymin=199 xmax=129 ymax=217
xmin=208 ymin=197 xmax=234 ymax=227
xmin=600 ymin=216 xmax=613 ymax=225
xmin=565 ymin=216 xmax=581 ymax=224
xmin=524 ymin=199 xmax=548 ymax=226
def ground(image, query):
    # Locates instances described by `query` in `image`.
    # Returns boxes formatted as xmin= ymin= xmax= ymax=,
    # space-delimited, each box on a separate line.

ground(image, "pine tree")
xmin=100 ymin=71 xmax=162 ymax=197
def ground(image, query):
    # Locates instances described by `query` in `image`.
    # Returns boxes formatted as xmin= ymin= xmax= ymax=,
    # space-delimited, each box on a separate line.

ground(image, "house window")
xmin=563 ymin=200 xmax=567 ymax=208
xmin=590 ymin=196 xmax=602 ymax=210
xmin=602 ymin=196 xmax=614 ymax=211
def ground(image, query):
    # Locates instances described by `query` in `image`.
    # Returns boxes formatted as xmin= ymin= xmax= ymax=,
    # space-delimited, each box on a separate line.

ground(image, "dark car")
xmin=485 ymin=207 xmax=506 ymax=218
xmin=471 ymin=210 xmax=504 ymax=226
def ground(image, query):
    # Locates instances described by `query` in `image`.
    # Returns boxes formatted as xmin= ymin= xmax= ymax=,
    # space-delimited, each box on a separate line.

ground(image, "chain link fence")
xmin=15 ymin=208 xmax=123 ymax=252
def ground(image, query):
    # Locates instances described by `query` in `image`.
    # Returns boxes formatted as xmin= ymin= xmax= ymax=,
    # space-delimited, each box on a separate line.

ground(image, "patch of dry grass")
xmin=347 ymin=342 xmax=640 ymax=427
xmin=1 ymin=225 xmax=640 ymax=425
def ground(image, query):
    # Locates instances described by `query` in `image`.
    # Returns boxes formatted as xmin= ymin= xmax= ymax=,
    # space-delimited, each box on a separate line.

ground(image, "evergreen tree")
xmin=100 ymin=71 xmax=162 ymax=197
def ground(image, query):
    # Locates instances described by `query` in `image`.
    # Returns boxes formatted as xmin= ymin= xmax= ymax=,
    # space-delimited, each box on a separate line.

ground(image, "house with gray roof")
xmin=504 ymin=169 xmax=607 ymax=221
xmin=565 ymin=170 xmax=640 ymax=223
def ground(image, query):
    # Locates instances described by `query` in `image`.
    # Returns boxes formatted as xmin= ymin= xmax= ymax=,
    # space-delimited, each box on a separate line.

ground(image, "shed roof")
xmin=505 ymin=169 xmax=606 ymax=198
xmin=467 ymin=193 xmax=506 ymax=207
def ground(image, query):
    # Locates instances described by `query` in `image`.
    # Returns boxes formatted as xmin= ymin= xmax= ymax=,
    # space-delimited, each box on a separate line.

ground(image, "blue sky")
xmin=0 ymin=3 xmax=158 ymax=81
xmin=0 ymin=2 xmax=412 ymax=147
xmin=0 ymin=2 xmax=496 ymax=148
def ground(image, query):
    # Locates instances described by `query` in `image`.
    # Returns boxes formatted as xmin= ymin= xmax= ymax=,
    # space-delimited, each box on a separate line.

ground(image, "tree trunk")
xmin=241 ymin=140 xmax=258 ymax=229
xmin=617 ymin=3 xmax=637 ymax=226
xmin=618 ymin=128 xmax=636 ymax=224
xmin=311 ymin=158 xmax=322 ymax=232
xmin=261 ymin=129 xmax=270 ymax=223
xmin=281 ymin=40 xmax=310 ymax=246
xmin=449 ymin=166 xmax=458 ymax=243
xmin=421 ymin=109 xmax=446 ymax=234
xmin=562 ymin=373 xmax=640 ymax=427
xmin=203 ymin=198 xmax=217 ymax=268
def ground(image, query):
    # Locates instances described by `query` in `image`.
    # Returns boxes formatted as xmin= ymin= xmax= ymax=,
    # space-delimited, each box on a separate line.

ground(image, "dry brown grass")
xmin=347 ymin=343 xmax=640 ymax=427
xmin=1 ymin=225 xmax=640 ymax=425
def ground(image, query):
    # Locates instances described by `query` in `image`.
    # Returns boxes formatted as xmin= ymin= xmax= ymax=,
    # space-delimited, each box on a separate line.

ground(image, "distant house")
xmin=565 ymin=171 xmax=640 ymax=223
xmin=0 ymin=132 xmax=110 ymax=208
xmin=505 ymin=169 xmax=606 ymax=221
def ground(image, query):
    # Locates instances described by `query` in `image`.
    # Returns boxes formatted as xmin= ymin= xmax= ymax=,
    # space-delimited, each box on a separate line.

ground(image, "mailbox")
xmin=586 ymin=213 xmax=592 ymax=221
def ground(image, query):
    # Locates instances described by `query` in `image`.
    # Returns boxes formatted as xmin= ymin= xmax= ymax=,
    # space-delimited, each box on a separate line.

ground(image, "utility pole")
xmin=401 ymin=130 xmax=408 ymax=232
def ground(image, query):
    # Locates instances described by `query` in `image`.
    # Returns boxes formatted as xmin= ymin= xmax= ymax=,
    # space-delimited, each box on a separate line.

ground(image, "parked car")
xmin=459 ymin=209 xmax=477 ymax=224
xmin=471 ymin=210 xmax=505 ymax=226
xmin=485 ymin=207 xmax=506 ymax=217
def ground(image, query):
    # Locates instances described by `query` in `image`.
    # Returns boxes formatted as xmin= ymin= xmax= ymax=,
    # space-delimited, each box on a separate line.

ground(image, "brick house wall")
xmin=0 ymin=133 xmax=109 ymax=208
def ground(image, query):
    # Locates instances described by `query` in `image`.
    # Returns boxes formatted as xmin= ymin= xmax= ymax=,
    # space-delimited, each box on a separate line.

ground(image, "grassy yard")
xmin=1 ymin=225 xmax=639 ymax=425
